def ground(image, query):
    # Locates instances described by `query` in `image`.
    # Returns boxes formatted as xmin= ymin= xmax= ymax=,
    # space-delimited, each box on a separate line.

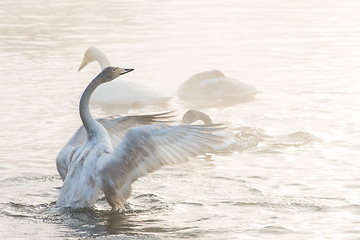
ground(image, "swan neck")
xmin=199 ymin=112 xmax=213 ymax=125
xmin=96 ymin=50 xmax=111 ymax=70
xmin=79 ymin=75 xmax=106 ymax=140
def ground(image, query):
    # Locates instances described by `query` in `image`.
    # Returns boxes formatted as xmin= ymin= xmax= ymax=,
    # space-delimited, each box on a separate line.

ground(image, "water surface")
xmin=0 ymin=0 xmax=360 ymax=239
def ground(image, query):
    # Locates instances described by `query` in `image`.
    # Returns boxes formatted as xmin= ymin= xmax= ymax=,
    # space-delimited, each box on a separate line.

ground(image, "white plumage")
xmin=177 ymin=70 xmax=260 ymax=101
xmin=78 ymin=47 xmax=173 ymax=105
xmin=56 ymin=111 xmax=175 ymax=181
xmin=56 ymin=67 xmax=225 ymax=210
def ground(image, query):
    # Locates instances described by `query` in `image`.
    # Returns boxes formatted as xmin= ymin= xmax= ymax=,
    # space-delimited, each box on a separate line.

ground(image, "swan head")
xmin=79 ymin=47 xmax=106 ymax=71
xmin=99 ymin=67 xmax=134 ymax=83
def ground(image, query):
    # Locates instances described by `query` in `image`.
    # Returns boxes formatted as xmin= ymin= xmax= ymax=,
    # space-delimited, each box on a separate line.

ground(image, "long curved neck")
xmin=198 ymin=111 xmax=213 ymax=125
xmin=79 ymin=74 xmax=108 ymax=141
xmin=94 ymin=50 xmax=111 ymax=70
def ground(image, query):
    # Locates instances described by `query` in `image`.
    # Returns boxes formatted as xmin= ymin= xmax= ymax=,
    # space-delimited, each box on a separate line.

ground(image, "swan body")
xmin=181 ymin=110 xmax=234 ymax=151
xmin=177 ymin=70 xmax=260 ymax=100
xmin=56 ymin=111 xmax=175 ymax=181
xmin=56 ymin=67 xmax=225 ymax=210
xmin=78 ymin=47 xmax=173 ymax=105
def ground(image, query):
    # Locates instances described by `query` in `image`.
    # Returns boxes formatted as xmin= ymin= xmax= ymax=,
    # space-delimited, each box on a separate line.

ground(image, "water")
xmin=1 ymin=0 xmax=360 ymax=239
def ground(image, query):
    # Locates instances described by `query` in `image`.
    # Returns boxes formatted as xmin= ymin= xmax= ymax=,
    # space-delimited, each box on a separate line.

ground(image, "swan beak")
xmin=78 ymin=58 xmax=88 ymax=71
xmin=119 ymin=68 xmax=134 ymax=75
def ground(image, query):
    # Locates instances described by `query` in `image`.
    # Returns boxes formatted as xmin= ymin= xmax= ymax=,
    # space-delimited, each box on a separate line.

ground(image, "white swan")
xmin=177 ymin=70 xmax=260 ymax=101
xmin=181 ymin=110 xmax=234 ymax=151
xmin=78 ymin=47 xmax=173 ymax=105
xmin=56 ymin=67 xmax=224 ymax=210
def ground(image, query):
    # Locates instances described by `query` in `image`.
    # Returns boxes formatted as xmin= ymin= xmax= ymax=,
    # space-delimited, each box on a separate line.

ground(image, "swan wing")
xmin=95 ymin=124 xmax=225 ymax=209
xmin=56 ymin=111 xmax=175 ymax=180
xmin=97 ymin=111 xmax=175 ymax=148
xmin=56 ymin=127 xmax=85 ymax=180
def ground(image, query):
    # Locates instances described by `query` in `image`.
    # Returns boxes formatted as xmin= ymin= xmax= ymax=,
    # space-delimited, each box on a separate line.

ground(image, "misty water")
xmin=1 ymin=0 xmax=360 ymax=239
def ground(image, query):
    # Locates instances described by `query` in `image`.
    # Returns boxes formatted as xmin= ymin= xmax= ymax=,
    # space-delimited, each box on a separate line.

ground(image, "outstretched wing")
xmin=56 ymin=111 xmax=175 ymax=181
xmin=95 ymin=124 xmax=225 ymax=209
xmin=98 ymin=111 xmax=175 ymax=148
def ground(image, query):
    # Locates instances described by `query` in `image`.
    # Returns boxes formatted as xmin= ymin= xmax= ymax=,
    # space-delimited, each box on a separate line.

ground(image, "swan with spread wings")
xmin=56 ymin=67 xmax=224 ymax=211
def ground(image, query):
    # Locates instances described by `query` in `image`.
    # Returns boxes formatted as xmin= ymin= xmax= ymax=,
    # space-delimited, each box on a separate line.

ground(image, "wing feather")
xmin=95 ymin=124 xmax=225 ymax=209
xmin=56 ymin=111 xmax=175 ymax=180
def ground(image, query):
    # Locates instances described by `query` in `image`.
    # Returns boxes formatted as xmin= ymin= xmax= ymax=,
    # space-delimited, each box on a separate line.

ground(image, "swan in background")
xmin=78 ymin=47 xmax=173 ymax=105
xmin=177 ymin=70 xmax=261 ymax=101
xmin=181 ymin=110 xmax=234 ymax=151
xmin=181 ymin=110 xmax=214 ymax=125
xmin=56 ymin=67 xmax=225 ymax=210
